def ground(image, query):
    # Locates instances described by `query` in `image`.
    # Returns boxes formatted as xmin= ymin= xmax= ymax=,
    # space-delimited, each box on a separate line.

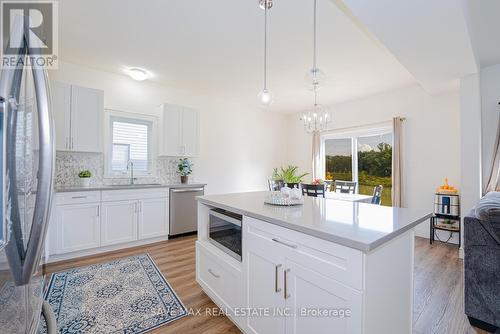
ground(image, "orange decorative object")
xmin=436 ymin=178 xmax=459 ymax=194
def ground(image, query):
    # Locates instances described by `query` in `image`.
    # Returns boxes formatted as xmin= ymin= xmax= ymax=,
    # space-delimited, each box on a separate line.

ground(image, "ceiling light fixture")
xmin=257 ymin=0 xmax=274 ymax=106
xmin=126 ymin=68 xmax=150 ymax=81
xmin=301 ymin=0 xmax=330 ymax=133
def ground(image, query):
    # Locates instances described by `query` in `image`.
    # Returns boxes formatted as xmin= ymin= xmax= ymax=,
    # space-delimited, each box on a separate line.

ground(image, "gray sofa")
xmin=464 ymin=191 xmax=500 ymax=332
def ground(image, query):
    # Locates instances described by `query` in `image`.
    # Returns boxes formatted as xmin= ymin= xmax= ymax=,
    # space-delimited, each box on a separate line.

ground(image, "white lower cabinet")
xmin=48 ymin=189 xmax=169 ymax=260
xmin=243 ymin=217 xmax=363 ymax=334
xmin=245 ymin=227 xmax=286 ymax=334
xmin=138 ymin=197 xmax=169 ymax=239
xmin=101 ymin=200 xmax=138 ymax=246
xmin=284 ymin=259 xmax=362 ymax=334
xmin=55 ymin=203 xmax=100 ymax=254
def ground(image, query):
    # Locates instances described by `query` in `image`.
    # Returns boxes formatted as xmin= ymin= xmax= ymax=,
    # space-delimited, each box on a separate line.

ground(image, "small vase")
xmin=181 ymin=175 xmax=188 ymax=184
xmin=79 ymin=177 xmax=91 ymax=188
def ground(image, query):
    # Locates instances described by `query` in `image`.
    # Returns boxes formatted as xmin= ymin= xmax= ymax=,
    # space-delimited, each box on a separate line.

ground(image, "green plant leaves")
xmin=271 ymin=165 xmax=308 ymax=183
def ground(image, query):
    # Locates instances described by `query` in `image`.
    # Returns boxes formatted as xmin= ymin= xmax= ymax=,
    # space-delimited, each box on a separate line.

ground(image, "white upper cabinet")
xmin=159 ymin=103 xmax=199 ymax=157
xmin=51 ymin=81 xmax=104 ymax=152
xmin=181 ymin=107 xmax=199 ymax=156
xmin=70 ymin=85 xmax=104 ymax=152
xmin=50 ymin=81 xmax=71 ymax=151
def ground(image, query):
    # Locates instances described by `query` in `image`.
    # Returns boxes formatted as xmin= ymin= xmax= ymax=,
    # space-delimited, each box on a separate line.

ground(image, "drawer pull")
xmin=272 ymin=238 xmax=298 ymax=249
xmin=275 ymin=264 xmax=282 ymax=293
xmin=284 ymin=268 xmax=291 ymax=299
xmin=71 ymin=196 xmax=87 ymax=199
xmin=208 ymin=268 xmax=220 ymax=278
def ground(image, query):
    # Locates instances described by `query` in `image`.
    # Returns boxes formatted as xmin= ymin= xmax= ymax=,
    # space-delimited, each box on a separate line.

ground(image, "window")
xmin=322 ymin=126 xmax=393 ymax=206
xmin=106 ymin=113 xmax=155 ymax=176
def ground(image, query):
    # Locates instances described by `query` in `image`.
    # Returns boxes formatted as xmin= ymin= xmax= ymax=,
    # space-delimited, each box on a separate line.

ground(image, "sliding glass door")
xmin=357 ymin=133 xmax=392 ymax=206
xmin=323 ymin=127 xmax=393 ymax=206
xmin=324 ymin=138 xmax=353 ymax=182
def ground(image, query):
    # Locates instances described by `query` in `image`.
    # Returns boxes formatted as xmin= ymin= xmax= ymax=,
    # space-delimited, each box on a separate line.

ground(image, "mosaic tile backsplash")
xmin=55 ymin=152 xmax=192 ymax=188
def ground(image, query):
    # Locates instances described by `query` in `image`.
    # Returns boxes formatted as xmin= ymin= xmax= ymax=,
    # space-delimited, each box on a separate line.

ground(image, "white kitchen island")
xmin=196 ymin=191 xmax=431 ymax=334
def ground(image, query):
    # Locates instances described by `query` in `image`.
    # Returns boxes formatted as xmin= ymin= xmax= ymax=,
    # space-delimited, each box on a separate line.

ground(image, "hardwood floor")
xmin=44 ymin=235 xmax=489 ymax=334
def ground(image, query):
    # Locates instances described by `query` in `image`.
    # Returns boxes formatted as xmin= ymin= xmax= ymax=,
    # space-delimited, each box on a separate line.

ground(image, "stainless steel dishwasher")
xmin=169 ymin=186 xmax=205 ymax=236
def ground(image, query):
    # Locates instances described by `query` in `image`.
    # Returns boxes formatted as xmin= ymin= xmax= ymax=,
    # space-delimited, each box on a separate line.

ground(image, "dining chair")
xmin=301 ymin=184 xmax=325 ymax=197
xmin=324 ymin=180 xmax=333 ymax=192
xmin=268 ymin=179 xmax=284 ymax=191
xmin=334 ymin=180 xmax=357 ymax=194
xmin=371 ymin=185 xmax=383 ymax=205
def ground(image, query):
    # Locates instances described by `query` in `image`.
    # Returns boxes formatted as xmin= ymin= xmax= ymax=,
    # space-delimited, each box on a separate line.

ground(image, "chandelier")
xmin=300 ymin=0 xmax=330 ymax=133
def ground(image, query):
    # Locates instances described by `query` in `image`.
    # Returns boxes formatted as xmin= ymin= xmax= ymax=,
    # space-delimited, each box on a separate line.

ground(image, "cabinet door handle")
xmin=208 ymin=268 xmax=220 ymax=278
xmin=275 ymin=264 xmax=282 ymax=293
xmin=71 ymin=137 xmax=74 ymax=150
xmin=97 ymin=206 xmax=100 ymax=217
xmin=284 ymin=268 xmax=291 ymax=299
xmin=71 ymin=196 xmax=87 ymax=199
xmin=272 ymin=238 xmax=298 ymax=249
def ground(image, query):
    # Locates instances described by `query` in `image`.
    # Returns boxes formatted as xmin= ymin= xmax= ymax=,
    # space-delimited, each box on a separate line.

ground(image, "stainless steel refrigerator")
xmin=0 ymin=17 xmax=56 ymax=334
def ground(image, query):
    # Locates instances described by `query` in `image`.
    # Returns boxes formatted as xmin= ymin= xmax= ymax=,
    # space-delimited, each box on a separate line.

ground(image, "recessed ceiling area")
xmin=465 ymin=0 xmax=500 ymax=68
xmin=58 ymin=0 xmax=416 ymax=113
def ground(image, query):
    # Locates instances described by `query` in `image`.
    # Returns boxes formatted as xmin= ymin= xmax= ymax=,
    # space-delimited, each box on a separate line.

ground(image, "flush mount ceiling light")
xmin=126 ymin=68 xmax=150 ymax=81
xmin=257 ymin=0 xmax=274 ymax=106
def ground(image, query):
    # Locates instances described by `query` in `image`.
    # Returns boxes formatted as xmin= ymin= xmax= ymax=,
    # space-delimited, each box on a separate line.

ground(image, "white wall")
xmin=49 ymin=62 xmax=288 ymax=195
xmin=459 ymin=74 xmax=483 ymax=255
xmin=480 ymin=64 xmax=500 ymax=189
xmin=286 ymin=84 xmax=461 ymax=242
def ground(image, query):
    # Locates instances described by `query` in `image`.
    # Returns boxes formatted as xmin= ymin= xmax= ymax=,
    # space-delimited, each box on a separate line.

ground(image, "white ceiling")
xmin=336 ymin=0 xmax=478 ymax=94
xmin=58 ymin=0 xmax=416 ymax=113
xmin=465 ymin=0 xmax=500 ymax=68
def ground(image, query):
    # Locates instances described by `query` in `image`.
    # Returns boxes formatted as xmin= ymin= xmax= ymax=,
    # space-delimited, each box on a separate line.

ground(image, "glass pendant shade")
xmin=259 ymin=0 xmax=273 ymax=10
xmin=258 ymin=89 xmax=274 ymax=106
xmin=305 ymin=67 xmax=326 ymax=91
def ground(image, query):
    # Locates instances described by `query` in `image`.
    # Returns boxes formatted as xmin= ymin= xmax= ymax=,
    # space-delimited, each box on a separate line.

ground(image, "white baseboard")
xmin=44 ymin=235 xmax=169 ymax=264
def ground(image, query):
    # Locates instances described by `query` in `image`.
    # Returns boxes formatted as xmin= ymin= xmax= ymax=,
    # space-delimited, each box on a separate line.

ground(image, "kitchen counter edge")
xmin=197 ymin=196 xmax=431 ymax=253
xmin=56 ymin=183 xmax=207 ymax=193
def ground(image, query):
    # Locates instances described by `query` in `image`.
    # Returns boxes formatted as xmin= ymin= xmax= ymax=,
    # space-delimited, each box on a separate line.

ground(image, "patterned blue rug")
xmin=40 ymin=254 xmax=187 ymax=333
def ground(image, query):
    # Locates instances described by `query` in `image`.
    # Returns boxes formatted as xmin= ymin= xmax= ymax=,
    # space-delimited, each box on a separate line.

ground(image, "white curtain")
xmin=485 ymin=116 xmax=500 ymax=194
xmin=312 ymin=131 xmax=321 ymax=180
xmin=392 ymin=117 xmax=404 ymax=207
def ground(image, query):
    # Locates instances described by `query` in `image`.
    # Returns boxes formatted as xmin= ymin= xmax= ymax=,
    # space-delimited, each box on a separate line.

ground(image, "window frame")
xmin=320 ymin=122 xmax=393 ymax=191
xmin=104 ymin=109 xmax=158 ymax=179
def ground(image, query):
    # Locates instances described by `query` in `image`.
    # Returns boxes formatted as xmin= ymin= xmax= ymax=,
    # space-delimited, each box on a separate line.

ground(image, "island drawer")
xmin=244 ymin=216 xmax=364 ymax=291
xmin=196 ymin=241 xmax=243 ymax=311
xmin=56 ymin=191 xmax=101 ymax=205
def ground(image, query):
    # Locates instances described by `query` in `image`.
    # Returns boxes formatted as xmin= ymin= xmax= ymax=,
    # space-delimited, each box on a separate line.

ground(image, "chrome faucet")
xmin=127 ymin=161 xmax=136 ymax=185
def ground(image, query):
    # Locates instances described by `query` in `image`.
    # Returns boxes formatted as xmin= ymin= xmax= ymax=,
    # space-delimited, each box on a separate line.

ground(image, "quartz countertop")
xmin=197 ymin=191 xmax=431 ymax=252
xmin=56 ymin=183 xmax=206 ymax=193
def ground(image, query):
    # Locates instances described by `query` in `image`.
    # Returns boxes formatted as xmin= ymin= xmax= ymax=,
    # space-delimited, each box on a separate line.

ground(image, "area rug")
xmin=40 ymin=254 xmax=187 ymax=334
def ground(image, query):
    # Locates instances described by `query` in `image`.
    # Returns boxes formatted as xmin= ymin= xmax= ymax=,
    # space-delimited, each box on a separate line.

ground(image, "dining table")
xmin=325 ymin=191 xmax=373 ymax=203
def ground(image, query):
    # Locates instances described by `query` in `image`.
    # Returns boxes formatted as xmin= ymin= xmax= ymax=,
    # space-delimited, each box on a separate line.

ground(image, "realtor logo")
xmin=1 ymin=0 xmax=58 ymax=68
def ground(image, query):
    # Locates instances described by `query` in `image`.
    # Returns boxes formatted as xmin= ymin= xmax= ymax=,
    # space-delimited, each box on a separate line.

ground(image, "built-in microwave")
xmin=208 ymin=209 xmax=242 ymax=261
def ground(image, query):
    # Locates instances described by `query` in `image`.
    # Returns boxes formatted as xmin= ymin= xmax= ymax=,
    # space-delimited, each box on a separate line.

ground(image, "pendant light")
xmin=301 ymin=0 xmax=330 ymax=133
xmin=258 ymin=0 xmax=274 ymax=106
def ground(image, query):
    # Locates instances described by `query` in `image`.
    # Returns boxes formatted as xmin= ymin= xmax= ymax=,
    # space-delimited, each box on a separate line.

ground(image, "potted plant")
xmin=178 ymin=158 xmax=193 ymax=184
xmin=272 ymin=165 xmax=308 ymax=189
xmin=78 ymin=170 xmax=92 ymax=187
